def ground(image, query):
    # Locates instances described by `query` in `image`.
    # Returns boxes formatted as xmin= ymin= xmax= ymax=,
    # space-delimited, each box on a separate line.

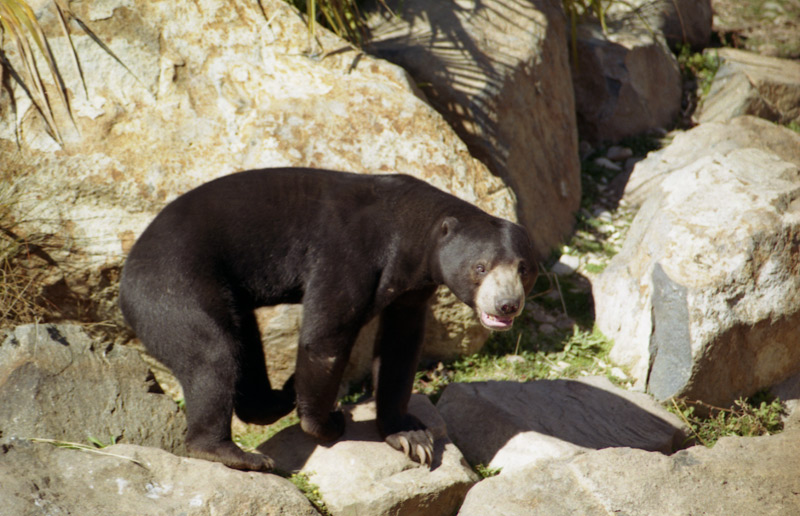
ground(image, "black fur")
xmin=119 ymin=168 xmax=536 ymax=470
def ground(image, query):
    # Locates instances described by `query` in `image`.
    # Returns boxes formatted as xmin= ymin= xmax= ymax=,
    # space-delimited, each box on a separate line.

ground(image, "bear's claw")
xmin=385 ymin=429 xmax=434 ymax=467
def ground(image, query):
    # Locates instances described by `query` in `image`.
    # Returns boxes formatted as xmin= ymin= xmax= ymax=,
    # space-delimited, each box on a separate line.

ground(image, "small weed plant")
xmin=474 ymin=463 xmax=501 ymax=479
xmin=669 ymin=395 xmax=786 ymax=448
xmin=676 ymin=44 xmax=721 ymax=115
xmin=289 ymin=472 xmax=330 ymax=515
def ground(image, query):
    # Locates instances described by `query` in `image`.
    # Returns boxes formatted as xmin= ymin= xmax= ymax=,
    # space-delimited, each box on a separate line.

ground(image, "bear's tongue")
xmin=480 ymin=311 xmax=514 ymax=330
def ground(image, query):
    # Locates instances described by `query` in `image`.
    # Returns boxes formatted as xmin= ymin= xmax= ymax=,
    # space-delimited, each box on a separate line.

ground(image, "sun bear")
xmin=119 ymin=168 xmax=537 ymax=471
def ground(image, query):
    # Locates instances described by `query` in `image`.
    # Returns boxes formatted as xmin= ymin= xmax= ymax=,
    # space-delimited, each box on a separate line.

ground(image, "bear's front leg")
xmin=374 ymin=288 xmax=436 ymax=466
xmin=294 ymin=323 xmax=360 ymax=443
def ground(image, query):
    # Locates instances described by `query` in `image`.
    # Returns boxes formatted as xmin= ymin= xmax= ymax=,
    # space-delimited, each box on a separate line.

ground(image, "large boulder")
xmin=572 ymin=23 xmax=682 ymax=144
xmin=0 ymin=324 xmax=186 ymax=454
xmin=435 ymin=377 xmax=685 ymax=473
xmin=458 ymin=427 xmax=800 ymax=515
xmin=695 ymin=48 xmax=800 ymax=126
xmin=595 ymin=118 xmax=800 ymax=405
xmin=0 ymin=0 xmax=516 ymax=380
xmin=0 ymin=439 xmax=318 ymax=516
xmin=258 ymin=394 xmax=478 ymax=516
xmin=366 ymin=0 xmax=581 ymax=255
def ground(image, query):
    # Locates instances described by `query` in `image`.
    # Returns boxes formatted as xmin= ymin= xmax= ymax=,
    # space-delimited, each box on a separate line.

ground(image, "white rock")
xmin=551 ymin=254 xmax=581 ymax=276
xmin=596 ymin=122 xmax=800 ymax=405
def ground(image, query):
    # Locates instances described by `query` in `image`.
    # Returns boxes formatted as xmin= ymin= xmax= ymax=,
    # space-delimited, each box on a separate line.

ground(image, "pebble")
xmin=538 ymin=323 xmax=557 ymax=335
xmin=593 ymin=157 xmax=622 ymax=171
xmin=551 ymin=254 xmax=580 ymax=276
xmin=505 ymin=355 xmax=526 ymax=365
xmin=606 ymin=145 xmax=633 ymax=161
xmin=611 ymin=367 xmax=628 ymax=380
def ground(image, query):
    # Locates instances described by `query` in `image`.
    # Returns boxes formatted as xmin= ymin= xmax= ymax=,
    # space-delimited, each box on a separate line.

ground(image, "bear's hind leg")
xmin=233 ymin=311 xmax=296 ymax=425
xmin=164 ymin=310 xmax=276 ymax=471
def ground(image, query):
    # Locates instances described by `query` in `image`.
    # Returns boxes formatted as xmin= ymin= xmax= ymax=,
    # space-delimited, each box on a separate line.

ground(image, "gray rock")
xmin=259 ymin=394 xmax=478 ymax=516
xmin=0 ymin=439 xmax=318 ymax=516
xmin=0 ymin=324 xmax=186 ymax=455
xmin=572 ymin=23 xmax=682 ymax=143
xmin=435 ymin=377 xmax=686 ymax=473
xmin=695 ymin=48 xmax=800 ymax=126
xmin=596 ymin=134 xmax=800 ymax=405
xmin=459 ymin=429 xmax=800 ymax=516
xmin=366 ymin=0 xmax=581 ymax=256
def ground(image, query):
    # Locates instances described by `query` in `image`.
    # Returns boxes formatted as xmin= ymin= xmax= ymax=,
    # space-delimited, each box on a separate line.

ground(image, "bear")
xmin=119 ymin=168 xmax=537 ymax=471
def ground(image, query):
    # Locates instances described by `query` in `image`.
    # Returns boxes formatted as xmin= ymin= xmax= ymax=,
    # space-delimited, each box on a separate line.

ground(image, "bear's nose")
xmin=497 ymin=299 xmax=520 ymax=315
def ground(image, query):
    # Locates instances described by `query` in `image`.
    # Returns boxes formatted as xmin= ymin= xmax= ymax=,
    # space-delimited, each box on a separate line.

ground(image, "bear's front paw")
xmin=301 ymin=410 xmax=345 ymax=442
xmin=385 ymin=428 xmax=434 ymax=467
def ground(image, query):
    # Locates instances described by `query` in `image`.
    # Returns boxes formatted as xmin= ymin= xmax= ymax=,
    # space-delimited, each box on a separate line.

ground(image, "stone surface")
xmin=458 ymin=428 xmax=800 ymax=516
xmin=695 ymin=48 xmax=800 ymax=126
xmin=607 ymin=0 xmax=713 ymax=50
xmin=0 ymin=324 xmax=186 ymax=455
xmin=259 ymin=394 xmax=478 ymax=516
xmin=712 ymin=0 xmax=800 ymax=58
xmin=0 ymin=439 xmax=318 ymax=516
xmin=623 ymin=116 xmax=800 ymax=207
xmin=572 ymin=23 xmax=682 ymax=143
xmin=366 ymin=0 xmax=581 ymax=256
xmin=1 ymin=0 xmax=513 ymax=378
xmin=435 ymin=377 xmax=686 ymax=473
xmin=596 ymin=130 xmax=800 ymax=404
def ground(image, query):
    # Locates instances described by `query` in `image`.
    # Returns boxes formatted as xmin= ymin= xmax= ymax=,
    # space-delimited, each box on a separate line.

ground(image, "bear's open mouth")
xmin=479 ymin=310 xmax=515 ymax=331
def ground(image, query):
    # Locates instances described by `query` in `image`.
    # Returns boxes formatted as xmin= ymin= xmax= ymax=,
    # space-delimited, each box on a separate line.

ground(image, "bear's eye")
xmin=519 ymin=263 xmax=528 ymax=276
xmin=475 ymin=263 xmax=486 ymax=275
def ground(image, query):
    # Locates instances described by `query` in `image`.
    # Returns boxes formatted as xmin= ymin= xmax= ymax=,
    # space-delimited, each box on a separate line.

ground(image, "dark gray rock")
xmin=435 ymin=377 xmax=686 ymax=473
xmin=0 ymin=324 xmax=186 ymax=454
xmin=572 ymin=24 xmax=682 ymax=144
xmin=648 ymin=262 xmax=693 ymax=400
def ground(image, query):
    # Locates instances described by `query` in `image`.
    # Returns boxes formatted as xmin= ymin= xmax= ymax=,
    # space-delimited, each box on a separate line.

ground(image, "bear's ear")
xmin=441 ymin=216 xmax=458 ymax=237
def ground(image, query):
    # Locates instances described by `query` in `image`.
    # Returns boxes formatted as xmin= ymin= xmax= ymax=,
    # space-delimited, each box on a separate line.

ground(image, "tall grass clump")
xmin=0 ymin=0 xmax=134 ymax=143
xmin=286 ymin=0 xmax=370 ymax=46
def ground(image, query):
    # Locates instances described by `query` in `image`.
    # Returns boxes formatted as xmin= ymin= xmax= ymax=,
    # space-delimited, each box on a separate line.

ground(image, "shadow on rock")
xmin=436 ymin=376 xmax=687 ymax=472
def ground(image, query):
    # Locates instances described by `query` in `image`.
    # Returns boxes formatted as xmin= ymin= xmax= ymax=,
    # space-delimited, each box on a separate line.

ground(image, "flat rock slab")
xmin=0 ymin=439 xmax=317 ymax=516
xmin=436 ymin=376 xmax=686 ymax=472
xmin=696 ymin=48 xmax=800 ymax=126
xmin=0 ymin=324 xmax=186 ymax=454
xmin=622 ymin=115 xmax=800 ymax=207
xmin=459 ymin=428 xmax=800 ymax=516
xmin=259 ymin=394 xmax=478 ymax=516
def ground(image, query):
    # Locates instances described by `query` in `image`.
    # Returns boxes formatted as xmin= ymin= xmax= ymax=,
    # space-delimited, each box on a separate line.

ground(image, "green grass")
xmin=474 ymin=463 xmax=501 ymax=479
xmin=233 ymin=412 xmax=300 ymax=451
xmin=668 ymin=394 xmax=786 ymax=448
xmin=677 ymin=44 xmax=721 ymax=110
xmin=289 ymin=472 xmax=330 ymax=515
xmin=414 ymin=324 xmax=620 ymax=403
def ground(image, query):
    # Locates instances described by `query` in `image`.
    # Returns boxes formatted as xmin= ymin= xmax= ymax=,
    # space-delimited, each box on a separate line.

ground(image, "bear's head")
xmin=435 ymin=215 xmax=537 ymax=331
